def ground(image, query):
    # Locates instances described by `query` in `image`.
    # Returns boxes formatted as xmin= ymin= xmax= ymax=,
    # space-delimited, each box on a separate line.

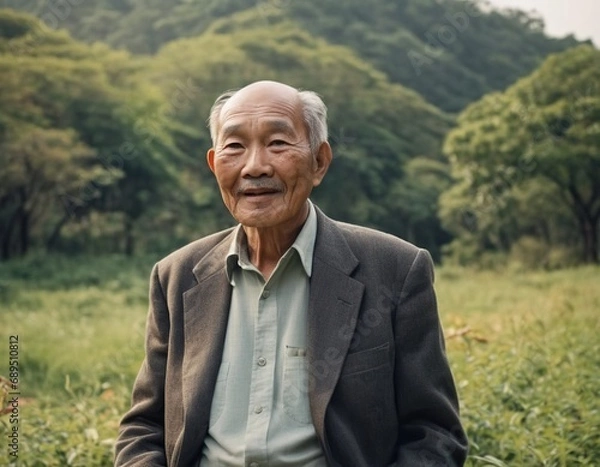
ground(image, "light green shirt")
xmin=200 ymin=200 xmax=326 ymax=467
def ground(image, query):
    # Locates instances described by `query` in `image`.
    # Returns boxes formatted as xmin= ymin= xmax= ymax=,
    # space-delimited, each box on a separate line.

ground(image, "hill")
xmin=1 ymin=0 xmax=584 ymax=112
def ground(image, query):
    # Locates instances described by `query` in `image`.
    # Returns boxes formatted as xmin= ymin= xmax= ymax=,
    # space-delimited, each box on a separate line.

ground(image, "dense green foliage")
xmin=0 ymin=8 xmax=456 ymax=260
xmin=0 ymin=10 xmax=200 ymax=259
xmin=442 ymin=45 xmax=600 ymax=265
xmin=1 ymin=0 xmax=583 ymax=112
xmin=1 ymin=256 xmax=598 ymax=465
xmin=0 ymin=2 xmax=597 ymax=265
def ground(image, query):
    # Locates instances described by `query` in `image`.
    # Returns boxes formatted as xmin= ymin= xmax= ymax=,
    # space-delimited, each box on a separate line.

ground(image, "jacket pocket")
xmin=341 ymin=342 xmax=390 ymax=377
xmin=336 ymin=343 xmax=396 ymax=444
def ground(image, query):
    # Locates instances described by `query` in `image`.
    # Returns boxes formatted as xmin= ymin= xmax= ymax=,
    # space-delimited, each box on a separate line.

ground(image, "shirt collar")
xmin=226 ymin=199 xmax=317 ymax=283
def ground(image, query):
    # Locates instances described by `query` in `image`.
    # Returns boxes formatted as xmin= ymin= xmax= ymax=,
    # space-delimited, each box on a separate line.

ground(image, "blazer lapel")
xmin=308 ymin=209 xmax=364 ymax=448
xmin=173 ymin=212 xmax=363 ymax=463
xmin=175 ymin=234 xmax=233 ymax=466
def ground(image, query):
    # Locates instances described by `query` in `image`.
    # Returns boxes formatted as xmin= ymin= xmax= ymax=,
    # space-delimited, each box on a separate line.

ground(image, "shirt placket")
xmin=244 ymin=279 xmax=278 ymax=466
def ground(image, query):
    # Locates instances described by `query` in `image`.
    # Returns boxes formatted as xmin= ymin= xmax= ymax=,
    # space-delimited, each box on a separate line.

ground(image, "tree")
xmin=0 ymin=10 xmax=188 ymax=258
xmin=0 ymin=128 xmax=100 ymax=258
xmin=442 ymin=45 xmax=600 ymax=264
xmin=386 ymin=157 xmax=453 ymax=261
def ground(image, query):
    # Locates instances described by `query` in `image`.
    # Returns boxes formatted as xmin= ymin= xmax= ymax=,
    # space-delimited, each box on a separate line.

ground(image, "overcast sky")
xmin=486 ymin=0 xmax=599 ymax=46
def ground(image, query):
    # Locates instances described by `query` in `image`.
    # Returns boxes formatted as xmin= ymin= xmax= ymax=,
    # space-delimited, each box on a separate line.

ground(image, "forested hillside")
xmin=0 ymin=1 xmax=597 ymax=265
xmin=1 ymin=0 xmax=583 ymax=111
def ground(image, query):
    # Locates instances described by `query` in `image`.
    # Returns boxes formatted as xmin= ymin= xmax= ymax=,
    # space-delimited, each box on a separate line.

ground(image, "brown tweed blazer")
xmin=115 ymin=207 xmax=467 ymax=466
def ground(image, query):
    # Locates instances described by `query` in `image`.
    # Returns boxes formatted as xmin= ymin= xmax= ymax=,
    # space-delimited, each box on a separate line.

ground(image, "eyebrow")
xmin=264 ymin=120 xmax=296 ymax=136
xmin=220 ymin=123 xmax=243 ymax=141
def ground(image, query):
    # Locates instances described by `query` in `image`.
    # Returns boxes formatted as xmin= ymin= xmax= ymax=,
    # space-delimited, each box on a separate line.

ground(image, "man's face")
xmin=207 ymin=83 xmax=330 ymax=230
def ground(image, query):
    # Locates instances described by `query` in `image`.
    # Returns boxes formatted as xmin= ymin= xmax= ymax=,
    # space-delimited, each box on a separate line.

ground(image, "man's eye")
xmin=269 ymin=140 xmax=288 ymax=147
xmin=224 ymin=142 xmax=243 ymax=149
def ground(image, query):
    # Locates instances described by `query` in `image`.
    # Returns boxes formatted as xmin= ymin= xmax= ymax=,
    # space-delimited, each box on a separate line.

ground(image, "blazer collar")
xmin=191 ymin=229 xmax=234 ymax=284
xmin=312 ymin=206 xmax=359 ymax=275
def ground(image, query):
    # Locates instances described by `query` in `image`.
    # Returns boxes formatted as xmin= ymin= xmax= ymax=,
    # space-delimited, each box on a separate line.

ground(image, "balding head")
xmin=208 ymin=80 xmax=328 ymax=156
xmin=225 ymin=80 xmax=300 ymax=108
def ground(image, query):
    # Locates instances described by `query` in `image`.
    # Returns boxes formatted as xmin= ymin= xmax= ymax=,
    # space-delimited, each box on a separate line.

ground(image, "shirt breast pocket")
xmin=283 ymin=350 xmax=313 ymax=425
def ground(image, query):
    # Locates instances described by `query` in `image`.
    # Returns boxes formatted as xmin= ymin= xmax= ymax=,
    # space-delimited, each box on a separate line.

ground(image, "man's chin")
xmin=231 ymin=200 xmax=307 ymax=230
xmin=233 ymin=208 xmax=279 ymax=228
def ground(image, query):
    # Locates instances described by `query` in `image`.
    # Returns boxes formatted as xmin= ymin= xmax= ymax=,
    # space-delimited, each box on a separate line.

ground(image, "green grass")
xmin=0 ymin=254 xmax=155 ymax=466
xmin=438 ymin=266 xmax=600 ymax=466
xmin=1 ymin=255 xmax=599 ymax=465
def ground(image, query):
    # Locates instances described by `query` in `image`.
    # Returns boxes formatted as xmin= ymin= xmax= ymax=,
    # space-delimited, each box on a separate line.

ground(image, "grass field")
xmin=1 ymin=254 xmax=599 ymax=466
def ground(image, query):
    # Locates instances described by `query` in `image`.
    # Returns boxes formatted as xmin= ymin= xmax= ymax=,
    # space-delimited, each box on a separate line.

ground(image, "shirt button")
xmin=261 ymin=289 xmax=270 ymax=299
xmin=257 ymin=356 xmax=267 ymax=367
xmin=254 ymin=405 xmax=263 ymax=414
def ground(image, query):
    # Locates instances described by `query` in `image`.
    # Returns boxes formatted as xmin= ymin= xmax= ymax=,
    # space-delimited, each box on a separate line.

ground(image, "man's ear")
xmin=207 ymin=148 xmax=216 ymax=174
xmin=312 ymin=141 xmax=333 ymax=187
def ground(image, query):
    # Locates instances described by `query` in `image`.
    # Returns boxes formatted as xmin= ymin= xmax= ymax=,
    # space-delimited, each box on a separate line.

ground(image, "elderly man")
xmin=115 ymin=80 xmax=467 ymax=466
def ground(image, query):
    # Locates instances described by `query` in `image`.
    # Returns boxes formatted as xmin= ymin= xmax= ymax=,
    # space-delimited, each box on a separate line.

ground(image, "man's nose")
xmin=241 ymin=145 xmax=273 ymax=178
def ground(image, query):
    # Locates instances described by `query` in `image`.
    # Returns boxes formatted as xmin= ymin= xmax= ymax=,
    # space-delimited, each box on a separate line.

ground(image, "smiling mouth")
xmin=243 ymin=193 xmax=279 ymax=202
xmin=242 ymin=189 xmax=280 ymax=197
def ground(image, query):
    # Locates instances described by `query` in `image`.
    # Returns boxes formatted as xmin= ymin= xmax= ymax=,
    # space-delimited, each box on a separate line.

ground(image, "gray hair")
xmin=207 ymin=87 xmax=328 ymax=156
xmin=208 ymin=89 xmax=237 ymax=145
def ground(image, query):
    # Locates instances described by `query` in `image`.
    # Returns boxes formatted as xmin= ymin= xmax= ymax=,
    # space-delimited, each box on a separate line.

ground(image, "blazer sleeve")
xmin=114 ymin=263 xmax=169 ymax=466
xmin=392 ymin=249 xmax=468 ymax=466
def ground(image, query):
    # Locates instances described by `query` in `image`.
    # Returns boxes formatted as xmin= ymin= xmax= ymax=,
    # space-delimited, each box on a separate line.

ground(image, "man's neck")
xmin=243 ymin=203 xmax=309 ymax=280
